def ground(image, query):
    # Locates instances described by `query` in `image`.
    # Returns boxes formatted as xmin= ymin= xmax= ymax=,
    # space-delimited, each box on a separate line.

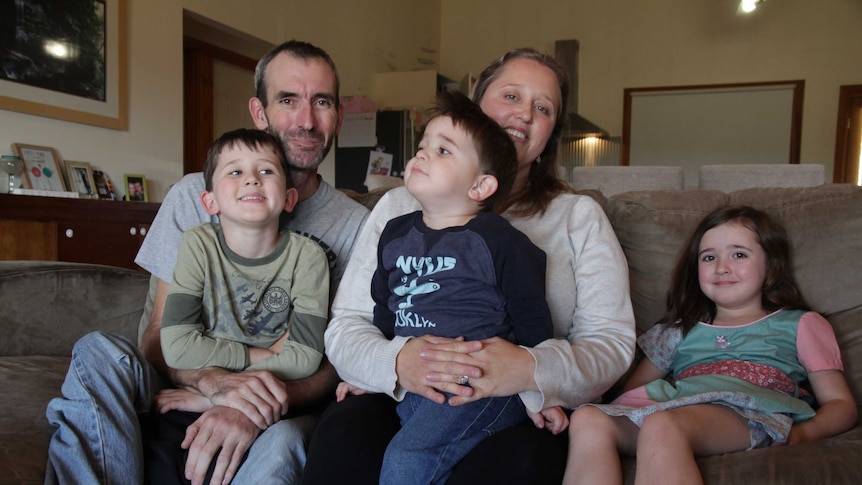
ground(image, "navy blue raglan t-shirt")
xmin=371 ymin=210 xmax=552 ymax=347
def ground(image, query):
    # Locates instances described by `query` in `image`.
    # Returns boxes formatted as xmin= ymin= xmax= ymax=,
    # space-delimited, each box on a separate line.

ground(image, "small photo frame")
xmin=92 ymin=170 xmax=117 ymax=200
xmin=11 ymin=143 xmax=67 ymax=192
xmin=123 ymin=173 xmax=148 ymax=202
xmin=64 ymin=160 xmax=98 ymax=198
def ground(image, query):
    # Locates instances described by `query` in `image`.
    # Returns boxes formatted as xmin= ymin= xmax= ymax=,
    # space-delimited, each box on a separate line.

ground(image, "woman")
xmin=302 ymin=48 xmax=636 ymax=484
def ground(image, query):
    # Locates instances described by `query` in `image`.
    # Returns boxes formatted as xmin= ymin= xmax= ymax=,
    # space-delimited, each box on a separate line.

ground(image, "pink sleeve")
xmin=797 ymin=311 xmax=844 ymax=372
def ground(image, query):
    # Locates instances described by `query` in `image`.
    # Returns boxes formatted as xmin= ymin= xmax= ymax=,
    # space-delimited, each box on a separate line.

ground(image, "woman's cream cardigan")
xmin=325 ymin=187 xmax=636 ymax=412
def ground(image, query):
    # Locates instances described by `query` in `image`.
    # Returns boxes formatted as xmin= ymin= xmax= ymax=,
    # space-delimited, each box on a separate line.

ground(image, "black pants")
xmin=141 ymin=410 xmax=251 ymax=485
xmin=301 ymin=393 xmax=568 ymax=485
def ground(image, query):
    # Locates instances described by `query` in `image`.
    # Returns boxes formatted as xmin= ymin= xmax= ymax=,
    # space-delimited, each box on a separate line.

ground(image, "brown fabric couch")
xmin=0 ymin=261 xmax=149 ymax=484
xmin=1 ymin=183 xmax=860 ymax=484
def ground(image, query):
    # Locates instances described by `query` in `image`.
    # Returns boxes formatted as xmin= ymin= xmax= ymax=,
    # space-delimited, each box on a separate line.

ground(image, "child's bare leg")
xmin=635 ymin=404 xmax=751 ymax=485
xmin=563 ymin=406 xmax=638 ymax=485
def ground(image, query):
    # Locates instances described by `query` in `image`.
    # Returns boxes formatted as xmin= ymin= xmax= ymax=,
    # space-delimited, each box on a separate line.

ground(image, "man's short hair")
xmin=254 ymin=40 xmax=340 ymax=109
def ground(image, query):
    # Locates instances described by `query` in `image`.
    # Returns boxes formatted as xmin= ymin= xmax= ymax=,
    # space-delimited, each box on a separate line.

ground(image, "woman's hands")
xmin=395 ymin=336 xmax=481 ymax=403
xmin=396 ymin=335 xmax=538 ymax=406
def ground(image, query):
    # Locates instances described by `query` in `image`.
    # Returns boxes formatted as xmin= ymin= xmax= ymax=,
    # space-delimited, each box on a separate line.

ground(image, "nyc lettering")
xmin=395 ymin=255 xmax=456 ymax=276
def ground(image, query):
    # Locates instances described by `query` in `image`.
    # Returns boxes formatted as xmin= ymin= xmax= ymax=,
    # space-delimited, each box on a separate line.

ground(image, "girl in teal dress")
xmin=563 ymin=205 xmax=857 ymax=485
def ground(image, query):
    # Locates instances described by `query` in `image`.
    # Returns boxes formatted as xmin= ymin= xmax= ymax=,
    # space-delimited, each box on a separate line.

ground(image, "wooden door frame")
xmin=183 ymin=37 xmax=257 ymax=174
xmin=833 ymin=85 xmax=862 ymax=184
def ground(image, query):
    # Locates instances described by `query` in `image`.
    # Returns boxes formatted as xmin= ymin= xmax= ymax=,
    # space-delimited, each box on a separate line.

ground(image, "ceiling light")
xmin=740 ymin=0 xmax=763 ymax=14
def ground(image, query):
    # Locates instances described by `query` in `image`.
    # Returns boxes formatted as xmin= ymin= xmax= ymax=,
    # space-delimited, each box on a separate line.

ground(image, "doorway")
xmin=182 ymin=11 xmax=271 ymax=174
xmin=833 ymin=85 xmax=862 ymax=185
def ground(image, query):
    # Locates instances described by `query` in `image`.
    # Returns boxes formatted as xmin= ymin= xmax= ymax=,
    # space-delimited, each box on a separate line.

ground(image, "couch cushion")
xmin=606 ymin=189 xmax=729 ymax=334
xmin=0 ymin=261 xmax=149 ymax=357
xmin=0 ymin=355 xmax=69 ymax=484
xmin=621 ymin=425 xmax=862 ymax=484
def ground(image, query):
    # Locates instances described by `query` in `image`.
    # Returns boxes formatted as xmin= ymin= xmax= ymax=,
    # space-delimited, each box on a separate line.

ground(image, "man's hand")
xmin=182 ymin=406 xmax=260 ymax=485
xmin=155 ymin=388 xmax=213 ymax=414
xmin=202 ymin=369 xmax=289 ymax=429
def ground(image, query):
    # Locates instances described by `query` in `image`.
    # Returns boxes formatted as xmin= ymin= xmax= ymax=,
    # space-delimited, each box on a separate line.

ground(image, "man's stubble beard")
xmin=267 ymin=124 xmax=335 ymax=172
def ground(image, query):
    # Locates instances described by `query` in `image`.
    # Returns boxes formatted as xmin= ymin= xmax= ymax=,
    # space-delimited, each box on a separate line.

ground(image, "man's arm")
xmin=278 ymin=358 xmax=339 ymax=413
xmin=140 ymin=278 xmax=170 ymax=375
xmin=144 ymin=276 xmax=338 ymax=420
xmin=140 ymin=278 xmax=284 ymax=425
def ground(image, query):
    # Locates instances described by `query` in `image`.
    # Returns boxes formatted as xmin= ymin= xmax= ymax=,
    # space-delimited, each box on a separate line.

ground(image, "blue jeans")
xmin=44 ymin=331 xmax=314 ymax=484
xmin=380 ymin=392 xmax=527 ymax=485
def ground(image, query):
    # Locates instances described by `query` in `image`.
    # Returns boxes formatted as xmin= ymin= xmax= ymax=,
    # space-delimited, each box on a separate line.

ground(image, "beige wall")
xmin=440 ymin=0 xmax=862 ymax=182
xmin=0 ymin=0 xmax=440 ymax=201
xmin=2 ymin=0 xmax=858 ymax=200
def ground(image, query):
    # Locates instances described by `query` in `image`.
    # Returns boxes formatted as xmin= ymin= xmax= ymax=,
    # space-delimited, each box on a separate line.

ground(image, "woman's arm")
xmin=513 ymin=195 xmax=636 ymax=411
xmin=325 ymin=188 xmax=420 ymax=397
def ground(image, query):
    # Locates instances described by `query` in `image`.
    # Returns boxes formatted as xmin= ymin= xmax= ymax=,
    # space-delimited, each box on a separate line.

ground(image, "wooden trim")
xmin=184 ymin=37 xmax=259 ymax=71
xmin=184 ymin=44 xmax=214 ymax=175
xmin=182 ymin=37 xmax=258 ymax=174
xmin=833 ymin=85 xmax=862 ymax=183
xmin=0 ymin=193 xmax=159 ymax=224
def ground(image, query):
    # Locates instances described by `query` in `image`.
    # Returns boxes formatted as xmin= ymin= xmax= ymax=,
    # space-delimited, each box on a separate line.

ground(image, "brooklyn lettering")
xmin=395 ymin=310 xmax=437 ymax=328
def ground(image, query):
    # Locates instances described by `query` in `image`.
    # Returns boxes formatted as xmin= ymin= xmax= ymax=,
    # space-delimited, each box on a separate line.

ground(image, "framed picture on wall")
xmin=123 ymin=173 xmax=148 ymax=202
xmin=11 ymin=143 xmax=67 ymax=192
xmin=64 ymin=160 xmax=97 ymax=198
xmin=0 ymin=0 xmax=128 ymax=130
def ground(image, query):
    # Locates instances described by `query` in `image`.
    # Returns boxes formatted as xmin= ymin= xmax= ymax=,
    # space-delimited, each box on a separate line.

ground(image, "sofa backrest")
xmin=570 ymin=165 xmax=686 ymax=196
xmin=0 ymin=261 xmax=149 ymax=356
xmin=605 ymin=184 xmax=862 ymax=403
xmin=698 ymin=163 xmax=825 ymax=191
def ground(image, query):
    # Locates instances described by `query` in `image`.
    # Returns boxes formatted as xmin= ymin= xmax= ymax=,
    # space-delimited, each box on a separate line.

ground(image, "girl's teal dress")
xmin=588 ymin=309 xmax=843 ymax=448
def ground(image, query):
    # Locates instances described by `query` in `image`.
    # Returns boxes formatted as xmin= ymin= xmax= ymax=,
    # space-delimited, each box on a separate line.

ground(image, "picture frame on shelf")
xmin=11 ymin=143 xmax=67 ymax=192
xmin=123 ymin=173 xmax=148 ymax=202
xmin=92 ymin=170 xmax=117 ymax=200
xmin=64 ymin=160 xmax=98 ymax=198
xmin=0 ymin=0 xmax=128 ymax=130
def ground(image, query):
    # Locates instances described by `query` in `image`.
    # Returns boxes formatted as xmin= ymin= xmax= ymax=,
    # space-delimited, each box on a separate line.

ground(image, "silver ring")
xmin=458 ymin=375 xmax=470 ymax=386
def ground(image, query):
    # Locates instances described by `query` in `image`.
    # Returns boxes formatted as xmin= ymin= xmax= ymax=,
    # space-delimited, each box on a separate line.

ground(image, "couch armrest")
xmin=0 ymin=261 xmax=149 ymax=357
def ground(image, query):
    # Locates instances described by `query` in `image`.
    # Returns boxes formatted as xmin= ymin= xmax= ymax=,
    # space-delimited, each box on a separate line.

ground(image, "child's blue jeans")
xmin=381 ymin=391 xmax=527 ymax=485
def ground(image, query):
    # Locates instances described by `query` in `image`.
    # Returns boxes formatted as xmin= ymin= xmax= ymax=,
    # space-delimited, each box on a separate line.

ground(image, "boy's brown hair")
xmin=204 ymin=128 xmax=293 ymax=192
xmin=425 ymin=90 xmax=518 ymax=211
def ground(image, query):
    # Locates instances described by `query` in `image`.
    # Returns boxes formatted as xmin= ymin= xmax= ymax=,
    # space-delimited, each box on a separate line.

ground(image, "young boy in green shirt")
xmin=158 ymin=128 xmax=330 ymax=412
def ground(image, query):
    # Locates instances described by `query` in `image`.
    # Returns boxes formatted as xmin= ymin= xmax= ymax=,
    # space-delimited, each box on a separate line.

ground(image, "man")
xmin=45 ymin=40 xmax=368 ymax=485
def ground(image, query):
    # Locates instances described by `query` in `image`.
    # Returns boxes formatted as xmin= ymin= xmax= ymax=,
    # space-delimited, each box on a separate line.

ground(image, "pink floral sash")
xmin=674 ymin=359 xmax=809 ymax=397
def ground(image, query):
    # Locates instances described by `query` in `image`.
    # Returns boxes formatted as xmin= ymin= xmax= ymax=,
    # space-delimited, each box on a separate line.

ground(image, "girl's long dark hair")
xmin=665 ymin=205 xmax=810 ymax=334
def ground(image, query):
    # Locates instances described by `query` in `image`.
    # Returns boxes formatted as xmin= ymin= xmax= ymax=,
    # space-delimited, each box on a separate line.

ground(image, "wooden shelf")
xmin=0 ymin=193 xmax=160 ymax=270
